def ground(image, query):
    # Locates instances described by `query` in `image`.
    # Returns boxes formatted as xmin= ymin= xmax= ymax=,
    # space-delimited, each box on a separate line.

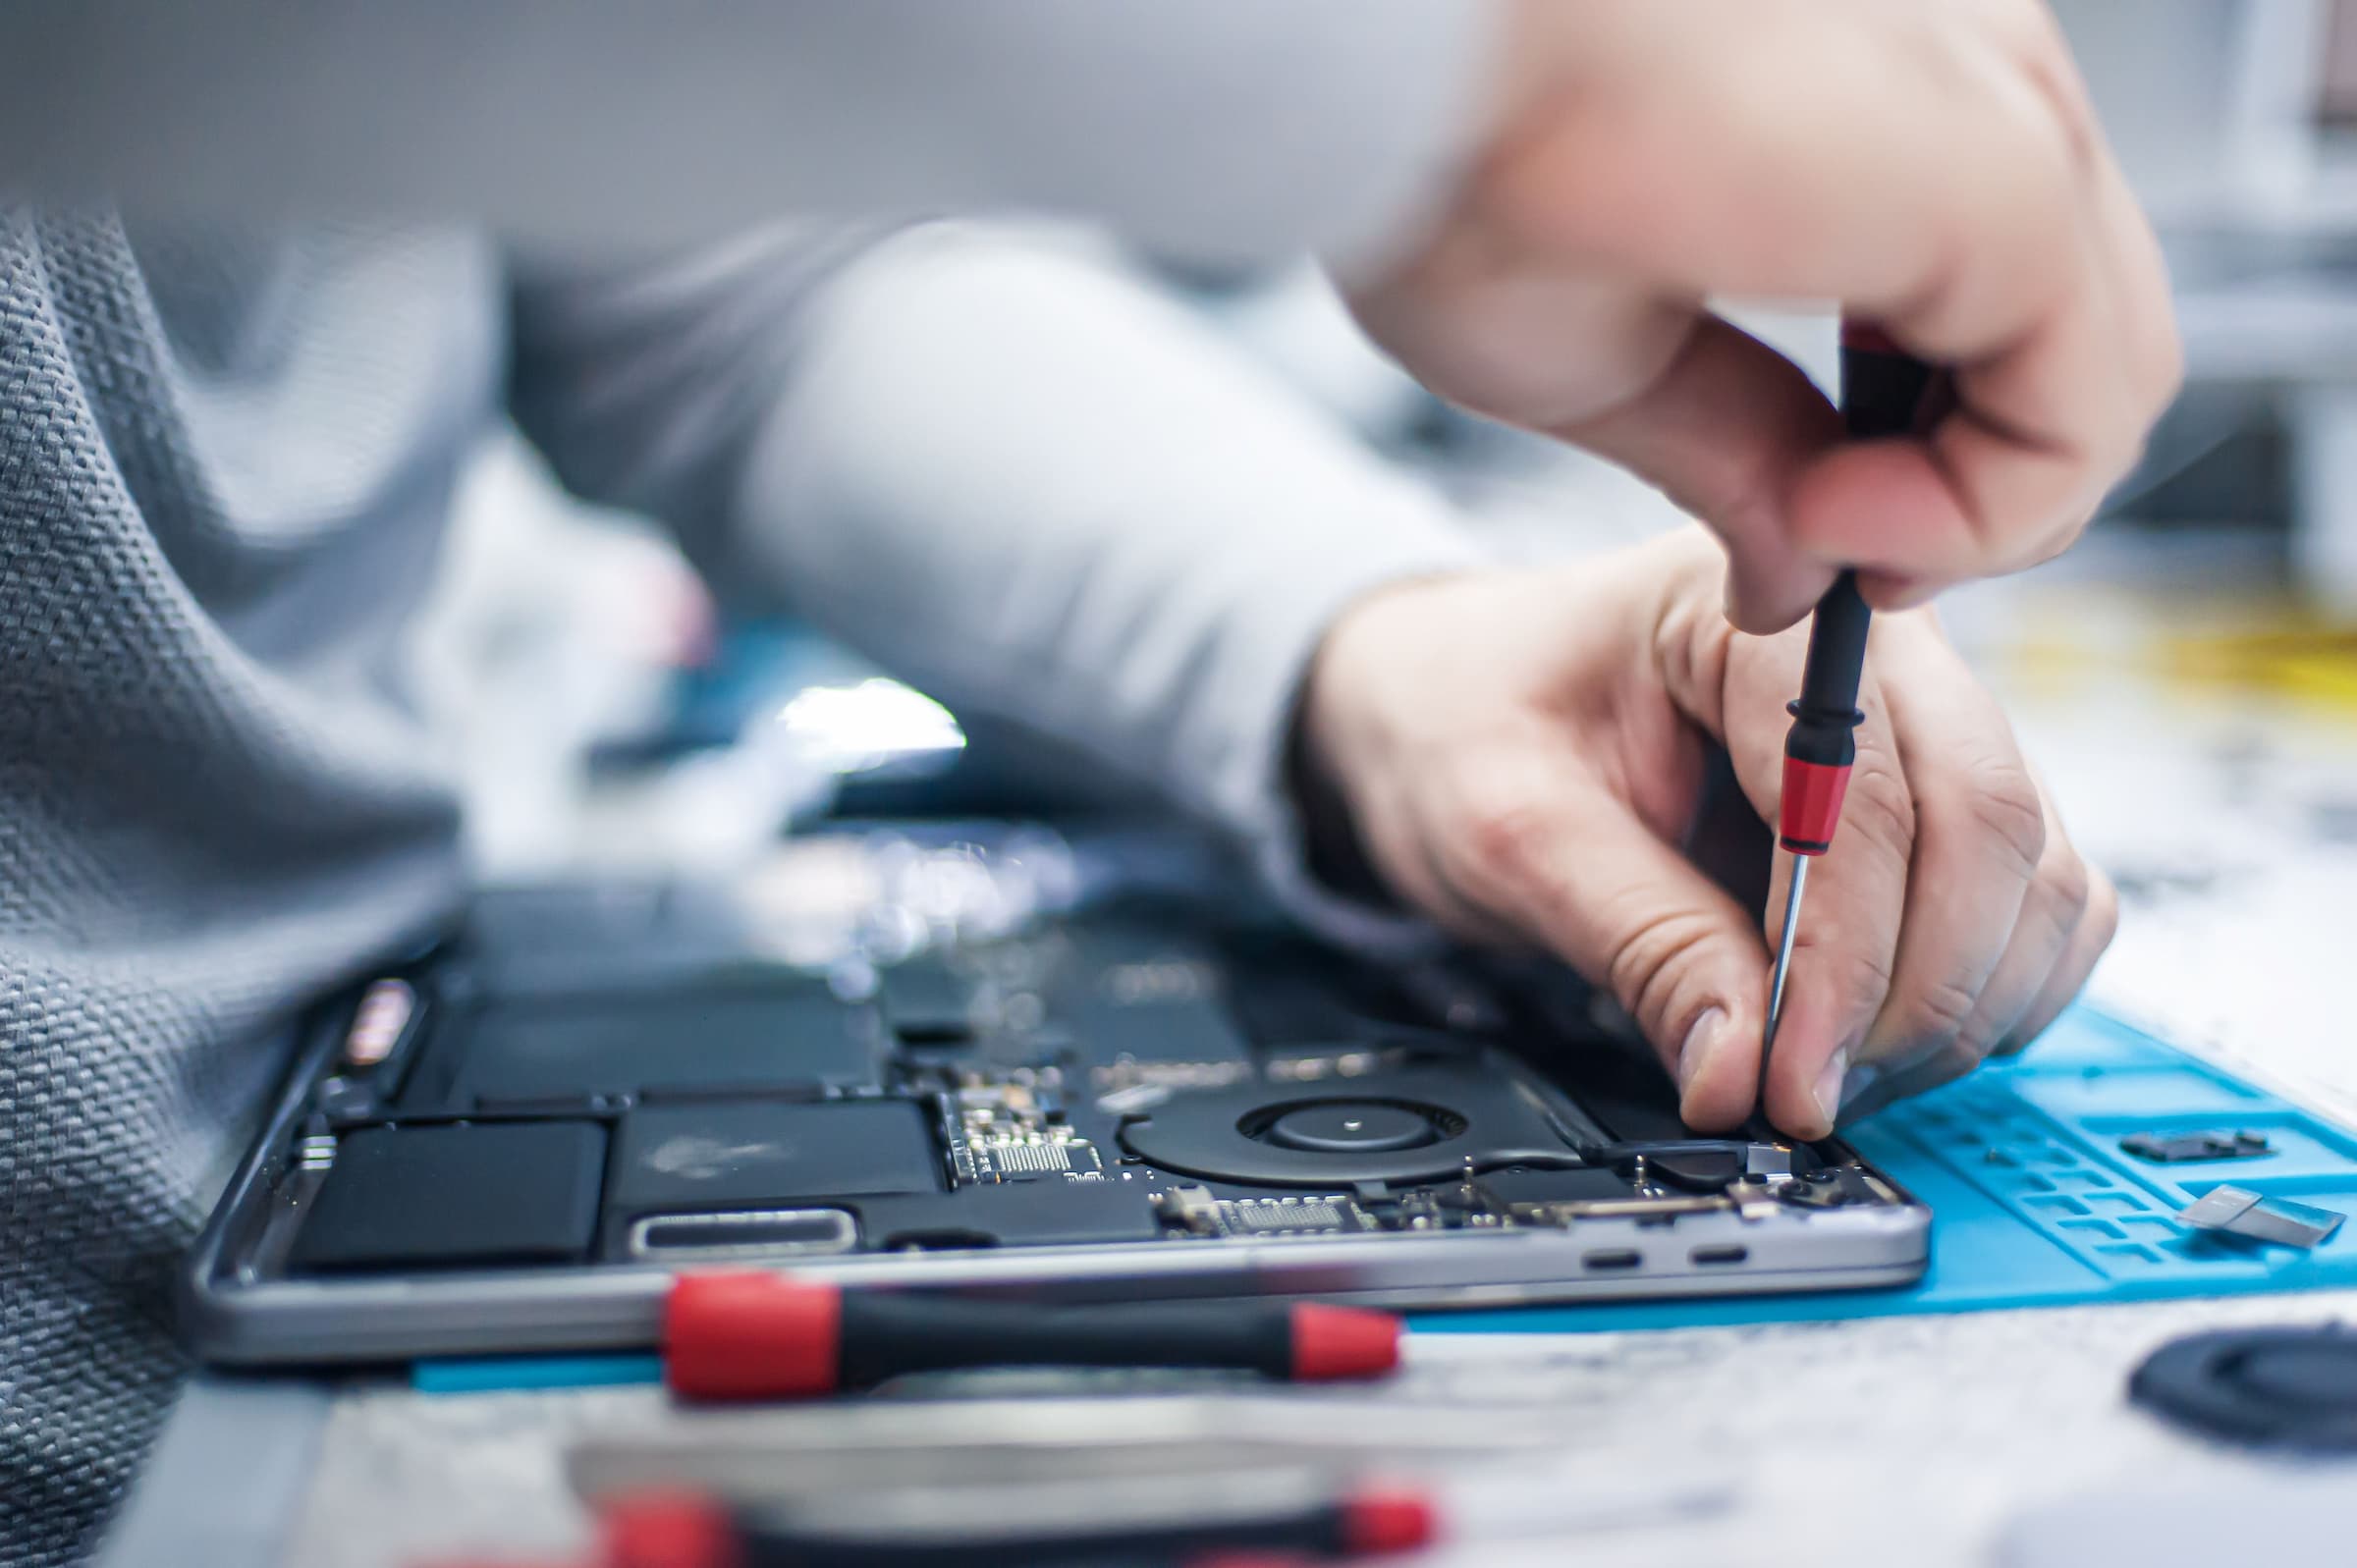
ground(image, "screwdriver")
xmin=1760 ymin=323 xmax=1941 ymax=1109
xmin=662 ymin=1271 xmax=1400 ymax=1401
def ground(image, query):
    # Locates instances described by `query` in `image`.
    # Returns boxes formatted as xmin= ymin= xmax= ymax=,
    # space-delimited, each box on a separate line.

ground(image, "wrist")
xmin=1284 ymin=676 xmax=1396 ymax=910
xmin=1287 ymin=572 xmax=1476 ymax=907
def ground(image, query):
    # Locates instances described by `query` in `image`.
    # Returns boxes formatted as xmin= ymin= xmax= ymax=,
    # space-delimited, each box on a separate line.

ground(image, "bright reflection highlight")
xmin=776 ymin=677 xmax=966 ymax=775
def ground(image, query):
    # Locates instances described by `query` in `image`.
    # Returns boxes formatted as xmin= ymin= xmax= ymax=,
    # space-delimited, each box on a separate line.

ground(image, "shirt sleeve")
xmin=508 ymin=223 xmax=1485 ymax=947
xmin=0 ymin=0 xmax=1502 ymax=270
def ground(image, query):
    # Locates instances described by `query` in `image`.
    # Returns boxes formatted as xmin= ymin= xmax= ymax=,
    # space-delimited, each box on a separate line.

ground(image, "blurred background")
xmin=411 ymin=0 xmax=2357 ymax=1101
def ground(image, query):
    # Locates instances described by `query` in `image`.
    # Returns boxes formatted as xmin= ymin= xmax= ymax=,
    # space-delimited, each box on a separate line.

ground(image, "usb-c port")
xmin=1690 ymin=1245 xmax=1749 ymax=1267
xmin=1583 ymin=1249 xmax=1642 ymax=1271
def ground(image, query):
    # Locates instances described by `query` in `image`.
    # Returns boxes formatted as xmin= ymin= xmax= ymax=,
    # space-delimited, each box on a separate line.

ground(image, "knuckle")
xmin=2029 ymin=514 xmax=2090 ymax=571
xmin=2082 ymin=867 xmax=2121 ymax=950
xmin=1956 ymin=1010 xmax=2011 ymax=1062
xmin=1821 ymin=940 xmax=1899 ymax=1029
xmin=1839 ymin=748 xmax=1916 ymax=869
xmin=1456 ymin=785 xmax=1553 ymax=894
xmin=2037 ymin=843 xmax=2095 ymax=930
xmin=2135 ymin=307 xmax=2188 ymax=405
xmin=1961 ymin=756 xmax=2048 ymax=881
xmin=1899 ymin=974 xmax=1986 ymax=1051
xmin=1981 ymin=0 xmax=2099 ymax=158
xmin=1978 ymin=0 xmax=2071 ymax=62
xmin=2002 ymin=108 xmax=2085 ymax=227
xmin=1653 ymin=569 xmax=1735 ymax=700
xmin=1600 ymin=900 xmax=1728 ymax=1033
xmin=2156 ymin=327 xmax=2188 ymax=402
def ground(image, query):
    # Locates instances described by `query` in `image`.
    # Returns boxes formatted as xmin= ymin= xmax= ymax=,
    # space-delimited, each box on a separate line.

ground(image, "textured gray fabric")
xmin=0 ymin=215 xmax=481 ymax=1568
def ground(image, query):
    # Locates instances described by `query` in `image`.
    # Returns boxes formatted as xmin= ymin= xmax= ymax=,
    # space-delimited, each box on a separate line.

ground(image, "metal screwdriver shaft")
xmin=1759 ymin=325 xmax=1940 ymax=1114
xmin=1763 ymin=854 xmax=1807 ymax=1054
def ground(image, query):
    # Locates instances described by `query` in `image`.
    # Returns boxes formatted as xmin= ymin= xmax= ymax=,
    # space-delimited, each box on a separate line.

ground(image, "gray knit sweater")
xmin=0 ymin=216 xmax=476 ymax=1565
xmin=0 ymin=11 xmax=1509 ymax=1559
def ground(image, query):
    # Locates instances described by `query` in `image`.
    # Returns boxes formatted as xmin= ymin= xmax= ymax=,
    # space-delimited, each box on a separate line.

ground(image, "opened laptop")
xmin=182 ymin=826 xmax=1928 ymax=1365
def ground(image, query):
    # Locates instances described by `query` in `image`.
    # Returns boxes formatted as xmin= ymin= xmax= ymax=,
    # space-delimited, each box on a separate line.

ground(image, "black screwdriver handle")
xmin=1778 ymin=327 xmax=1941 ymax=853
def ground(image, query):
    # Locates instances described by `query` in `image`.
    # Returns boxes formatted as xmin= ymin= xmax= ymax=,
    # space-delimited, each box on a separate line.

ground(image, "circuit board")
xmin=241 ymin=883 xmax=1906 ymax=1287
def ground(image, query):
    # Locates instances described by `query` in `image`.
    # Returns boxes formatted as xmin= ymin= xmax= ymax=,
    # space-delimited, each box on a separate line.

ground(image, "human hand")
xmin=1345 ymin=0 xmax=2180 ymax=632
xmin=1296 ymin=528 xmax=2115 ymax=1136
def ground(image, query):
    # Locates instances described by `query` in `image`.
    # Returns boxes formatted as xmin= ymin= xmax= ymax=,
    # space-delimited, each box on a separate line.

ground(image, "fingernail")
xmin=1676 ymin=1007 xmax=1728 ymax=1095
xmin=1811 ymin=1048 xmax=1851 ymax=1132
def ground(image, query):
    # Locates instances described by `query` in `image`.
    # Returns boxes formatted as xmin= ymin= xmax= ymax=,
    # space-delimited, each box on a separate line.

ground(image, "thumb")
xmin=1560 ymin=314 xmax=1845 ymax=634
xmin=1444 ymin=756 xmax=1768 ymax=1128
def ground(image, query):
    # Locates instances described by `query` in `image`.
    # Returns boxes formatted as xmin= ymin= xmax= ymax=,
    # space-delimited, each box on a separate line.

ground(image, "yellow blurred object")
xmin=2001 ymin=588 xmax=2357 ymax=717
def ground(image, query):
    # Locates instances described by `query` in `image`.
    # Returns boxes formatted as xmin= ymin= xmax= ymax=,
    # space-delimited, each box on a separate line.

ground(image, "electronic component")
xmin=2122 ymin=1130 xmax=2274 ymax=1164
xmin=608 ymin=1101 xmax=944 ymax=1216
xmin=851 ymin=1181 xmax=1165 ymax=1250
xmin=440 ymin=982 xmax=878 ymax=1109
xmin=204 ymin=872 xmax=1919 ymax=1365
xmin=1262 ymin=1050 xmax=1386 ymax=1084
xmin=1775 ymin=1164 xmax=1889 ymax=1210
xmin=971 ymin=1138 xmax=1101 ymax=1178
xmin=1064 ymin=946 xmax=1252 ymax=1069
xmin=627 ymin=1209 xmax=859 ymax=1263
xmin=456 ymin=880 xmax=763 ymax=998
xmin=1155 ymin=1186 xmax=1223 ymax=1237
xmin=879 ymin=955 xmax=974 ymax=1044
xmin=2177 ymin=1185 xmax=2346 ymax=1249
xmin=1089 ymin=1057 xmax=1255 ymax=1095
xmin=1475 ymin=1166 xmax=1633 ymax=1206
xmin=943 ymin=1078 xmax=1102 ymax=1183
xmin=1265 ymin=1103 xmax=1438 ymax=1154
xmin=309 ymin=1075 xmax=381 ymax=1123
xmin=342 ymin=977 xmax=416 ymax=1067
xmin=289 ymin=1121 xmax=607 ymax=1273
xmin=1116 ymin=1063 xmax=1581 ymax=1188
xmin=1212 ymin=1197 xmax=1368 ymax=1237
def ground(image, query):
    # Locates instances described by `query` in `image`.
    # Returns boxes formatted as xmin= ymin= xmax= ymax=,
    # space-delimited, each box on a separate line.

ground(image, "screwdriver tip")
xmin=1760 ymin=852 xmax=1809 ymax=1107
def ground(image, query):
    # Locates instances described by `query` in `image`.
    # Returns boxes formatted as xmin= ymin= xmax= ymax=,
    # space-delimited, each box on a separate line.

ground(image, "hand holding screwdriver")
xmin=1760 ymin=326 xmax=1941 ymax=1116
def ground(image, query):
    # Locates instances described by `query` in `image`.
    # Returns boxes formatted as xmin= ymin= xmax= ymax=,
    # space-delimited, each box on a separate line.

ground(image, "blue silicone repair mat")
xmin=413 ymin=1005 xmax=2357 ymax=1392
xmin=1417 ymin=1003 xmax=2357 ymax=1337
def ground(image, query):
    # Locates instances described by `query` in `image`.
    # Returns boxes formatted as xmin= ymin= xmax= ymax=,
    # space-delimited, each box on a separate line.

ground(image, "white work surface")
xmin=251 ymin=659 xmax=2357 ymax=1568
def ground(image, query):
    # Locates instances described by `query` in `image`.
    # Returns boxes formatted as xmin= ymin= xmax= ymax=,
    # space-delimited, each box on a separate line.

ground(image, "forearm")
xmin=0 ymin=0 xmax=1498 ymax=267
xmin=717 ymin=228 xmax=1487 ymax=928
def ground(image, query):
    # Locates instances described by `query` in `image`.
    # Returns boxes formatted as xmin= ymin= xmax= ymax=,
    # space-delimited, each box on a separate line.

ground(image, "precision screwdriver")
xmin=1760 ymin=323 xmax=1941 ymax=1108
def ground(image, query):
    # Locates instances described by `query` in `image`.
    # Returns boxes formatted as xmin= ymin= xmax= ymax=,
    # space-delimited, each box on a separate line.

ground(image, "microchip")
xmin=1218 ymin=1197 xmax=1360 ymax=1234
xmin=986 ymin=1142 xmax=1073 ymax=1175
xmin=975 ymin=1139 xmax=1102 ymax=1179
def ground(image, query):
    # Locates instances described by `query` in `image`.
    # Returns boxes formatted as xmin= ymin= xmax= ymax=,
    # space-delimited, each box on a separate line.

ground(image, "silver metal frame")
xmin=181 ymin=1002 xmax=1931 ymax=1366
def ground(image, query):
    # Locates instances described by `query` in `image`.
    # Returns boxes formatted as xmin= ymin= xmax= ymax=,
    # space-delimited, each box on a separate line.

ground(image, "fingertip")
xmin=1853 ymin=569 xmax=1944 ymax=613
xmin=1758 ymin=992 xmax=1859 ymax=1141
xmin=1721 ymin=556 xmax=1837 ymax=636
xmin=1787 ymin=444 xmax=1976 ymax=580
xmin=1772 ymin=1048 xmax=1841 ymax=1142
xmin=1673 ymin=1006 xmax=1763 ymax=1131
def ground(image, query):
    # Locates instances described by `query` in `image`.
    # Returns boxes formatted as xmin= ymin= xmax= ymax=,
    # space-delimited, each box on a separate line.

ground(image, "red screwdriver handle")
xmin=663 ymin=1272 xmax=1400 ymax=1401
xmin=1777 ymin=323 xmax=1940 ymax=856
